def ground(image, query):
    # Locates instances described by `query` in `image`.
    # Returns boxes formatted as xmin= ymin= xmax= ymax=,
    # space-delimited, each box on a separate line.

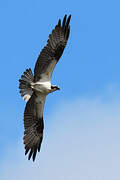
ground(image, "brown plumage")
xmin=34 ymin=14 xmax=71 ymax=82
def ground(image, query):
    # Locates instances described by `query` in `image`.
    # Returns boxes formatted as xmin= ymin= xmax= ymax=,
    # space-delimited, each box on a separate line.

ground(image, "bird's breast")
xmin=31 ymin=81 xmax=51 ymax=93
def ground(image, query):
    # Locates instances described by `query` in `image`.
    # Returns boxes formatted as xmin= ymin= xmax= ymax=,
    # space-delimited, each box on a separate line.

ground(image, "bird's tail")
xmin=19 ymin=68 xmax=34 ymax=101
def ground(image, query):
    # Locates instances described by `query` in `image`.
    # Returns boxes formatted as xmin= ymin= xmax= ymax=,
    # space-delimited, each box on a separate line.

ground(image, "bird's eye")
xmin=51 ymin=86 xmax=55 ymax=89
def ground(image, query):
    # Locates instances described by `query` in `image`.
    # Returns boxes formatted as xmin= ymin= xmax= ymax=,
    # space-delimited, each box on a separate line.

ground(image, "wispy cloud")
xmin=1 ymin=85 xmax=120 ymax=180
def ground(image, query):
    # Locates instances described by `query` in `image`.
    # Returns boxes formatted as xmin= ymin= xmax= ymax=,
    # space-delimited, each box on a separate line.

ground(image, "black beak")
xmin=57 ymin=87 xmax=60 ymax=90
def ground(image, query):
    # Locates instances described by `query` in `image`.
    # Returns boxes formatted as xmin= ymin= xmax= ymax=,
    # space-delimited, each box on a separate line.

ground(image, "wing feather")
xmin=34 ymin=15 xmax=71 ymax=82
xmin=24 ymin=92 xmax=46 ymax=161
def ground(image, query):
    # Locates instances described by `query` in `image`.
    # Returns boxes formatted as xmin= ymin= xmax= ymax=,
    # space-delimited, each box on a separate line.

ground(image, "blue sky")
xmin=1 ymin=0 xmax=120 ymax=179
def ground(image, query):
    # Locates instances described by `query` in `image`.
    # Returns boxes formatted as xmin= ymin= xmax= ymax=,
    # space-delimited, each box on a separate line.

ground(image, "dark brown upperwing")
xmin=34 ymin=15 xmax=71 ymax=82
xmin=24 ymin=92 xmax=46 ymax=161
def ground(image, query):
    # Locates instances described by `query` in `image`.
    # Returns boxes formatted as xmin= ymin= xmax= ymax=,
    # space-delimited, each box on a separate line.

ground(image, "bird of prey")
xmin=19 ymin=15 xmax=71 ymax=161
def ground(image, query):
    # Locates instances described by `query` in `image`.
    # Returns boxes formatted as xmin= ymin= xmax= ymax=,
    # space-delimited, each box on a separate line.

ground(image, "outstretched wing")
xmin=24 ymin=92 xmax=46 ymax=161
xmin=34 ymin=14 xmax=71 ymax=82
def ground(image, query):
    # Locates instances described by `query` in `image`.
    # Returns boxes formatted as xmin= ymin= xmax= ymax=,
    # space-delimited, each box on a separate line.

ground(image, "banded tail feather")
xmin=19 ymin=68 xmax=34 ymax=101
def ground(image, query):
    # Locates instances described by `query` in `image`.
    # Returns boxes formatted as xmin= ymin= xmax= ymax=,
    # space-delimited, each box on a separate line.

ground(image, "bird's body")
xmin=19 ymin=15 xmax=71 ymax=161
xmin=31 ymin=81 xmax=51 ymax=93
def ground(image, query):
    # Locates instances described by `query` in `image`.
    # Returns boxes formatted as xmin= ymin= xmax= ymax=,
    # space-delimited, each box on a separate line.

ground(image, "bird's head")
xmin=51 ymin=85 xmax=60 ymax=92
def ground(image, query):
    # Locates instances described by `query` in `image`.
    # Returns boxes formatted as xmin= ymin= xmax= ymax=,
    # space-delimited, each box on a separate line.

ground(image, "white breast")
xmin=31 ymin=81 xmax=51 ymax=93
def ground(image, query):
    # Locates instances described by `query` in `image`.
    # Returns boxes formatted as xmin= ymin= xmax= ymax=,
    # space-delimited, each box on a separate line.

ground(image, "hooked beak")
xmin=57 ymin=86 xmax=60 ymax=90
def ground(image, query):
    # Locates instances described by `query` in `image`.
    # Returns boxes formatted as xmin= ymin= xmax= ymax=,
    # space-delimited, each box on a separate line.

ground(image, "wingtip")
xmin=28 ymin=149 xmax=33 ymax=160
xmin=68 ymin=14 xmax=71 ymax=21
xmin=64 ymin=14 xmax=67 ymax=18
xmin=58 ymin=19 xmax=61 ymax=26
xmin=62 ymin=14 xmax=71 ymax=28
xmin=66 ymin=14 xmax=71 ymax=26
xmin=62 ymin=14 xmax=67 ymax=27
xmin=25 ymin=146 xmax=30 ymax=155
xmin=33 ymin=149 xmax=37 ymax=162
xmin=64 ymin=14 xmax=71 ymax=20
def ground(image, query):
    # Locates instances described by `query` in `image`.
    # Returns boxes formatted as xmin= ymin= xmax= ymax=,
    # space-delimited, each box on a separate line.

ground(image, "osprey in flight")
xmin=19 ymin=15 xmax=71 ymax=161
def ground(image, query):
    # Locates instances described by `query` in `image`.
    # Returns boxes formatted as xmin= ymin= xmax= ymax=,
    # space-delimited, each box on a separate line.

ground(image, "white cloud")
xmin=1 ymin=86 xmax=120 ymax=180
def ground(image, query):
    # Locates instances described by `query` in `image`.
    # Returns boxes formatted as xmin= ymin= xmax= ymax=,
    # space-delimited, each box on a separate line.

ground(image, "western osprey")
xmin=19 ymin=15 xmax=71 ymax=161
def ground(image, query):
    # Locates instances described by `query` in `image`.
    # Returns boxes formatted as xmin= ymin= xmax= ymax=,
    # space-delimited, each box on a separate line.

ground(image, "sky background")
xmin=0 ymin=0 xmax=120 ymax=179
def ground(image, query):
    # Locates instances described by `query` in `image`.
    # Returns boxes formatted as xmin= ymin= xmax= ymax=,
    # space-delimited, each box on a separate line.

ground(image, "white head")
xmin=50 ymin=85 xmax=60 ymax=93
